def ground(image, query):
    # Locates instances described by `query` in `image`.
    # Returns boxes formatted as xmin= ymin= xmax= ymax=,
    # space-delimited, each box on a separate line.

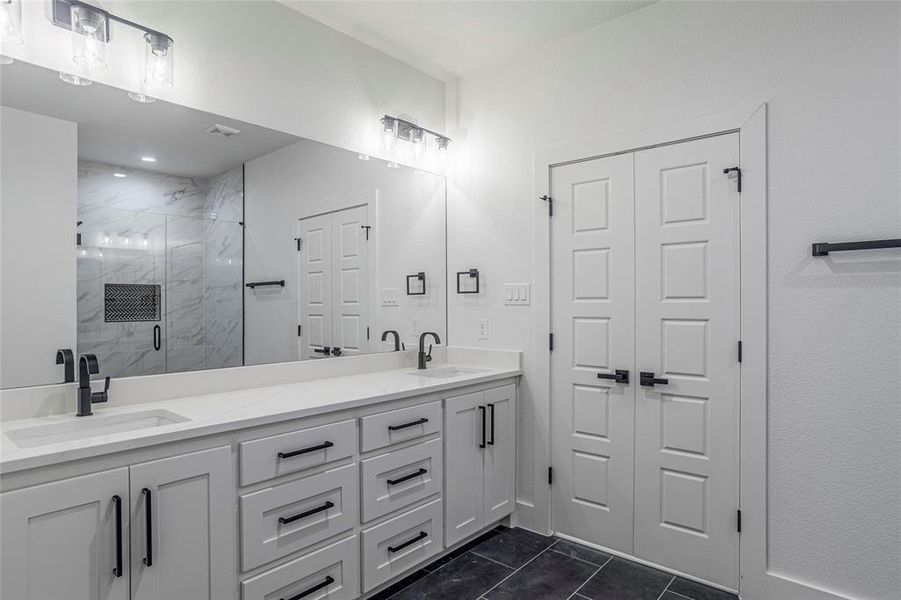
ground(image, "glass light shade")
xmin=436 ymin=137 xmax=450 ymax=151
xmin=144 ymin=33 xmax=173 ymax=87
xmin=0 ymin=0 xmax=23 ymax=46
xmin=71 ymin=5 xmax=108 ymax=69
xmin=59 ymin=71 xmax=93 ymax=86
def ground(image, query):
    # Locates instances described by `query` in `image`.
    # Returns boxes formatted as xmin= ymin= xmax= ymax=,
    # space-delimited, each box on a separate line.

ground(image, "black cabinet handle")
xmin=112 ymin=495 xmax=123 ymax=577
xmin=387 ymin=467 xmax=427 ymax=486
xmin=478 ymin=405 xmax=486 ymax=448
xmin=152 ymin=325 xmax=161 ymax=351
xmin=281 ymin=575 xmax=335 ymax=600
xmin=142 ymin=488 xmax=153 ymax=567
xmin=597 ymin=369 xmax=630 ymax=384
xmin=278 ymin=441 xmax=334 ymax=459
xmin=388 ymin=531 xmax=428 ymax=553
xmin=640 ymin=372 xmax=669 ymax=387
xmin=388 ymin=417 xmax=429 ymax=431
xmin=279 ymin=501 xmax=334 ymax=525
xmin=313 ymin=347 xmax=331 ymax=355
xmin=487 ymin=403 xmax=496 ymax=446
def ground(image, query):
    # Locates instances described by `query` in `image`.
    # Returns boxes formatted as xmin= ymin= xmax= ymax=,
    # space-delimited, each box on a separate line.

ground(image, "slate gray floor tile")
xmin=367 ymin=569 xmax=430 ymax=600
xmin=469 ymin=526 xmax=556 ymax=568
xmin=484 ymin=548 xmax=598 ymax=600
xmin=423 ymin=528 xmax=505 ymax=572
xmin=389 ymin=552 xmax=513 ymax=600
xmin=578 ymin=557 xmax=673 ymax=600
xmin=549 ymin=539 xmax=612 ymax=566
xmin=666 ymin=577 xmax=738 ymax=600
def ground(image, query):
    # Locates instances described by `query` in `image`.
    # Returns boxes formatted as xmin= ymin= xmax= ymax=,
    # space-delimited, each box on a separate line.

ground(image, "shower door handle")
xmin=153 ymin=325 xmax=161 ymax=351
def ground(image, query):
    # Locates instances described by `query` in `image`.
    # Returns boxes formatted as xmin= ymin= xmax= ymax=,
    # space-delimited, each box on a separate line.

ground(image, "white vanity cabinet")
xmin=444 ymin=384 xmax=516 ymax=546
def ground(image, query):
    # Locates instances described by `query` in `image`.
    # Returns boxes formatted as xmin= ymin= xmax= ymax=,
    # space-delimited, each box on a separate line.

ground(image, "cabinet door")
xmin=444 ymin=390 xmax=485 ymax=546
xmin=483 ymin=384 xmax=516 ymax=523
xmin=0 ymin=468 xmax=129 ymax=600
xmin=130 ymin=446 xmax=235 ymax=600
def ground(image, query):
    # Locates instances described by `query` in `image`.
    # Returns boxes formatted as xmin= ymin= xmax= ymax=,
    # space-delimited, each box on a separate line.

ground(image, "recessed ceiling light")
xmin=128 ymin=91 xmax=156 ymax=104
xmin=113 ymin=173 xmax=127 ymax=178
xmin=140 ymin=156 xmax=156 ymax=162
xmin=59 ymin=72 xmax=92 ymax=86
xmin=357 ymin=154 xmax=371 ymax=161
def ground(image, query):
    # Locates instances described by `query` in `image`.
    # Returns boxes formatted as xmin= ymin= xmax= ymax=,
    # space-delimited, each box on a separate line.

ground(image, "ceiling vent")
xmin=203 ymin=123 xmax=242 ymax=139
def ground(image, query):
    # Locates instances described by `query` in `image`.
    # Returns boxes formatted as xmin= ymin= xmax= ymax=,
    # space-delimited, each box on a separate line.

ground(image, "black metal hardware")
xmin=77 ymin=354 xmax=109 ymax=416
xmin=456 ymin=269 xmax=480 ymax=294
xmin=487 ymin=403 xmax=496 ymax=446
xmin=388 ymin=417 xmax=429 ymax=431
xmin=381 ymin=330 xmax=401 ymax=351
xmin=418 ymin=332 xmax=440 ymax=369
xmin=361 ymin=225 xmax=371 ymax=240
xmin=549 ymin=333 xmax=554 ymax=352
xmin=313 ymin=346 xmax=332 ymax=356
xmin=278 ymin=501 xmax=334 ymax=525
xmin=281 ymin=575 xmax=335 ymax=600
xmin=142 ymin=488 xmax=153 ymax=567
xmin=386 ymin=468 xmax=428 ymax=486
xmin=388 ymin=531 xmax=428 ymax=553
xmin=737 ymin=509 xmax=742 ymax=533
xmin=367 ymin=327 xmax=370 ymax=340
xmin=548 ymin=466 xmax=553 ymax=485
xmin=723 ymin=167 xmax=742 ymax=193
xmin=737 ymin=341 xmax=743 ymax=363
xmin=152 ymin=324 xmax=161 ymax=351
xmin=278 ymin=441 xmax=334 ymax=459
xmin=540 ymin=194 xmax=553 ymax=216
xmin=811 ymin=238 xmax=901 ymax=257
xmin=294 ymin=237 xmax=302 ymax=251
xmin=406 ymin=272 xmax=427 ymax=295
xmin=640 ymin=372 xmax=669 ymax=387
xmin=56 ymin=348 xmax=75 ymax=383
xmin=597 ymin=369 xmax=630 ymax=384
xmin=112 ymin=495 xmax=123 ymax=577
xmin=479 ymin=405 xmax=487 ymax=449
xmin=332 ymin=347 xmax=342 ymax=357
xmin=246 ymin=280 xmax=285 ymax=289
xmin=297 ymin=325 xmax=302 ymax=337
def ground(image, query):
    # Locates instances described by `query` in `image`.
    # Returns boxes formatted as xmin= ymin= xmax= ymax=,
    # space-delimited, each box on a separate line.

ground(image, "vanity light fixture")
xmin=379 ymin=114 xmax=451 ymax=155
xmin=70 ymin=3 xmax=107 ymax=69
xmin=0 ymin=0 xmax=23 ymax=46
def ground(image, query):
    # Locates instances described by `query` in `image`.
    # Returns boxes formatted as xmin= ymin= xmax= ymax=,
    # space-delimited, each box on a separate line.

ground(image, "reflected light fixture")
xmin=59 ymin=71 xmax=92 ymax=86
xmin=127 ymin=91 xmax=156 ymax=103
xmin=379 ymin=114 xmax=451 ymax=159
xmin=143 ymin=32 xmax=173 ymax=87
xmin=140 ymin=156 xmax=156 ymax=162
xmin=357 ymin=154 xmax=371 ymax=161
xmin=0 ymin=0 xmax=23 ymax=46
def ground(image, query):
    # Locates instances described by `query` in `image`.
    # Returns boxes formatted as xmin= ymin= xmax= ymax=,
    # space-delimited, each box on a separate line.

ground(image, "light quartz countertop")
xmin=0 ymin=363 xmax=520 ymax=474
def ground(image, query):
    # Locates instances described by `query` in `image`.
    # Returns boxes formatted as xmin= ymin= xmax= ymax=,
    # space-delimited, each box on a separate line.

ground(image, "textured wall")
xmin=449 ymin=2 xmax=900 ymax=599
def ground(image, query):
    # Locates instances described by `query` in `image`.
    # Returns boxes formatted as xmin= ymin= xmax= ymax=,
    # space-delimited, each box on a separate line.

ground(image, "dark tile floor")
xmin=369 ymin=526 xmax=738 ymax=600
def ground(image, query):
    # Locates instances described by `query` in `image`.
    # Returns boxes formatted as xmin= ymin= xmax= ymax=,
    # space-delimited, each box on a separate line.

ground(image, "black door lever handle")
xmin=640 ymin=372 xmax=669 ymax=387
xmin=597 ymin=369 xmax=629 ymax=384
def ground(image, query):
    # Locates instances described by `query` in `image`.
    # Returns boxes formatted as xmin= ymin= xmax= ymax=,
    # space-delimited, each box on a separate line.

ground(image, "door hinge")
xmin=294 ymin=237 xmax=302 ymax=251
xmin=548 ymin=467 xmax=553 ymax=485
xmin=297 ymin=325 xmax=302 ymax=337
xmin=737 ymin=340 xmax=743 ymax=363
xmin=723 ymin=167 xmax=742 ymax=193
xmin=540 ymin=195 xmax=553 ymax=217
xmin=737 ymin=509 xmax=742 ymax=533
xmin=549 ymin=333 xmax=554 ymax=352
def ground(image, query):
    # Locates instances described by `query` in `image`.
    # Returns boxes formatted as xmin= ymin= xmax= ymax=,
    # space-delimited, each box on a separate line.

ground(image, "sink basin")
xmin=408 ymin=367 xmax=488 ymax=379
xmin=6 ymin=409 xmax=190 ymax=448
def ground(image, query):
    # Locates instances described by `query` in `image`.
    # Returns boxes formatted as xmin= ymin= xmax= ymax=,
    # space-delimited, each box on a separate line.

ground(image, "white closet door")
xmin=550 ymin=153 xmax=636 ymax=554
xmin=298 ymin=214 xmax=333 ymax=359
xmin=633 ymin=133 xmax=740 ymax=588
xmin=330 ymin=205 xmax=369 ymax=357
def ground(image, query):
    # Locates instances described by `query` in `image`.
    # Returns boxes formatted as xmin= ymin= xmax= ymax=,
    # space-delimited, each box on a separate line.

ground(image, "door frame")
xmin=530 ymin=103 xmax=836 ymax=599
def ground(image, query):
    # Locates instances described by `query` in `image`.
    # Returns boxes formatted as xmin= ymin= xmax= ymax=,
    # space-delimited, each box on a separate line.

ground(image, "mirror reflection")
xmin=0 ymin=60 xmax=447 ymax=387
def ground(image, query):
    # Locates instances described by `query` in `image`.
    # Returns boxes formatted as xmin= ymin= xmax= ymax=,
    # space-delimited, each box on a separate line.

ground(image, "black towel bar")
xmin=812 ymin=238 xmax=901 ymax=257
xmin=246 ymin=280 xmax=285 ymax=289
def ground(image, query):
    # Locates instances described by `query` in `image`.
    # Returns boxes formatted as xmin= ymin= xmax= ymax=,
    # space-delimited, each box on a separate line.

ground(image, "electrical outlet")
xmin=477 ymin=318 xmax=489 ymax=340
xmin=411 ymin=317 xmax=420 ymax=336
xmin=504 ymin=283 xmax=531 ymax=306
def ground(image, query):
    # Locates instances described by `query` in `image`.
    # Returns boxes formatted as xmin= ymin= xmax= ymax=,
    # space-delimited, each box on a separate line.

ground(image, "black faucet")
xmin=55 ymin=348 xmax=75 ymax=383
xmin=77 ymin=354 xmax=110 ymax=417
xmin=381 ymin=330 xmax=401 ymax=351
xmin=417 ymin=332 xmax=441 ymax=370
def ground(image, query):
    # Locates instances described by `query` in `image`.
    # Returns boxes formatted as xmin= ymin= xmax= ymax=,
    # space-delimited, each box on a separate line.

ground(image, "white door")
xmin=330 ymin=205 xmax=370 ymax=357
xmin=298 ymin=214 xmax=333 ymax=359
xmin=444 ymin=390 xmax=486 ymax=546
xmin=633 ymin=134 xmax=740 ymax=588
xmin=483 ymin=384 xmax=516 ymax=524
xmin=130 ymin=446 xmax=235 ymax=600
xmin=550 ymin=153 xmax=636 ymax=554
xmin=1 ymin=468 xmax=130 ymax=600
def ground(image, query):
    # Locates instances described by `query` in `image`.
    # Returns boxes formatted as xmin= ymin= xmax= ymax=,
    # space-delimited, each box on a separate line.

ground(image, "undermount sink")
xmin=6 ymin=409 xmax=190 ymax=449
xmin=408 ymin=367 xmax=487 ymax=379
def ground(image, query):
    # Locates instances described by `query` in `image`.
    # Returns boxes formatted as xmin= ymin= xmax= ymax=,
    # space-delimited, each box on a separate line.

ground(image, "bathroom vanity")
xmin=0 ymin=350 xmax=520 ymax=600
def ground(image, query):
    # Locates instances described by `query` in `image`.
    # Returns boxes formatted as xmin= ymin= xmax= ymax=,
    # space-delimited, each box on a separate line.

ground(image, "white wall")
xmin=448 ymin=2 xmax=900 ymax=600
xmin=0 ymin=107 xmax=77 ymax=388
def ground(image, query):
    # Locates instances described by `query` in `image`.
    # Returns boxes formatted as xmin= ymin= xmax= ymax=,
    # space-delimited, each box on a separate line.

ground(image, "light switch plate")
xmin=504 ymin=283 xmax=531 ymax=305
xmin=382 ymin=288 xmax=400 ymax=307
xmin=477 ymin=318 xmax=489 ymax=340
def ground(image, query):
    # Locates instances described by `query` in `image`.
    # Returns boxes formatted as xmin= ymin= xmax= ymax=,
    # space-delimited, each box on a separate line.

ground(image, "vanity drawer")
xmin=241 ymin=534 xmax=359 ymax=600
xmin=361 ymin=400 xmax=442 ymax=452
xmin=240 ymin=419 xmax=356 ymax=486
xmin=361 ymin=498 xmax=443 ymax=592
xmin=240 ymin=462 xmax=358 ymax=571
xmin=361 ymin=436 xmax=442 ymax=522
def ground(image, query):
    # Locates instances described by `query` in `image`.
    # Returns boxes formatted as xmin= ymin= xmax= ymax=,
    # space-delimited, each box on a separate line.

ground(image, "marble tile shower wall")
xmin=76 ymin=162 xmax=243 ymax=378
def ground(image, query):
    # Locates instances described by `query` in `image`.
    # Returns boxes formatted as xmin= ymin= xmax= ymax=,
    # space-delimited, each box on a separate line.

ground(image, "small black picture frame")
xmin=456 ymin=269 xmax=480 ymax=294
xmin=406 ymin=272 xmax=426 ymax=295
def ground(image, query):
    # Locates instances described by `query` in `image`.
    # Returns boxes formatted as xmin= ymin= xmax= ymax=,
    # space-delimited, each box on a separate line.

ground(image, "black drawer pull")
xmin=388 ymin=417 xmax=429 ymax=431
xmin=278 ymin=441 xmax=334 ymax=459
xmin=112 ymin=495 xmax=123 ymax=577
xmin=388 ymin=531 xmax=428 ymax=553
xmin=281 ymin=575 xmax=335 ymax=600
xmin=279 ymin=501 xmax=335 ymax=525
xmin=141 ymin=488 xmax=153 ymax=567
xmin=386 ymin=468 xmax=427 ymax=486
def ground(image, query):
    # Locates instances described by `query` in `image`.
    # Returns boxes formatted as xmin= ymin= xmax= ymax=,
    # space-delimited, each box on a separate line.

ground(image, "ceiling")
xmin=0 ymin=60 xmax=299 ymax=178
xmin=280 ymin=1 xmax=654 ymax=80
